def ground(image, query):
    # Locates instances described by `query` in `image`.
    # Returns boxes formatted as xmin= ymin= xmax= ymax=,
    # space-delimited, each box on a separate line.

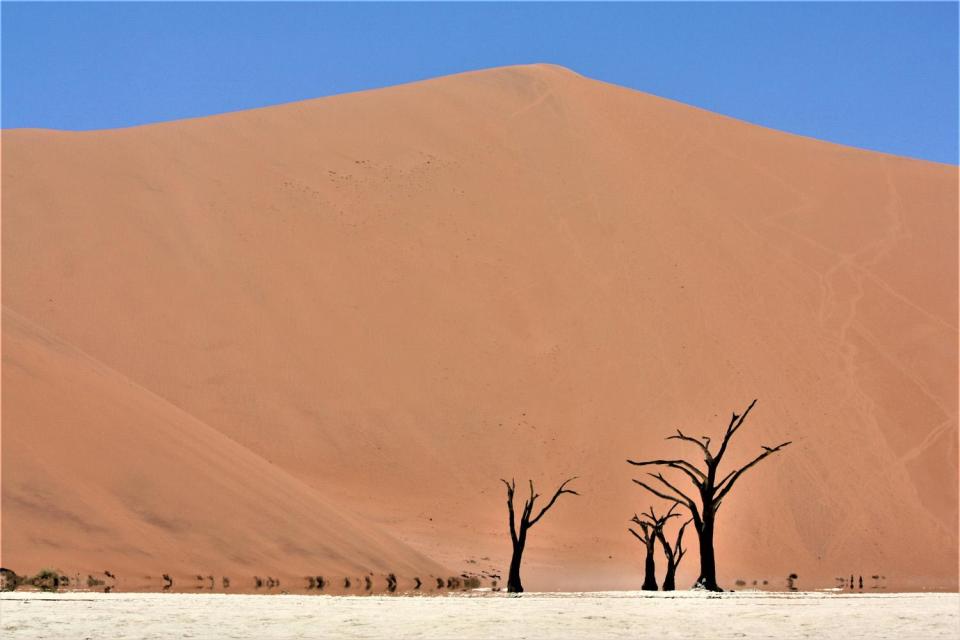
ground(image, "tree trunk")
xmin=656 ymin=529 xmax=678 ymax=591
xmin=695 ymin=517 xmax=721 ymax=591
xmin=507 ymin=541 xmax=525 ymax=593
xmin=642 ymin=542 xmax=658 ymax=591
xmin=662 ymin=563 xmax=677 ymax=591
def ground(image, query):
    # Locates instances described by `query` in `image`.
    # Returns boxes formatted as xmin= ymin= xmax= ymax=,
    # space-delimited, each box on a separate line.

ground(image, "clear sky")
xmin=2 ymin=2 xmax=957 ymax=164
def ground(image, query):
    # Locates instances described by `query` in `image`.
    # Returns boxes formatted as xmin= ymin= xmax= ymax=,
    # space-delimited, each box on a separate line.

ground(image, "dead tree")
xmin=629 ymin=505 xmax=687 ymax=591
xmin=656 ymin=507 xmax=691 ymax=591
xmin=627 ymin=399 xmax=790 ymax=591
xmin=628 ymin=512 xmax=662 ymax=591
xmin=500 ymin=477 xmax=579 ymax=593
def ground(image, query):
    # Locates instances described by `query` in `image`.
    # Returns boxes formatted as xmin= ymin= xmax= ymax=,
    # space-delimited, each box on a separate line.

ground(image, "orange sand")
xmin=2 ymin=65 xmax=957 ymax=591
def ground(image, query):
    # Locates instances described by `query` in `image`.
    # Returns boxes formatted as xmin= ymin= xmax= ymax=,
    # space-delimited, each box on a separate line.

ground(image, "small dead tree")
xmin=656 ymin=506 xmax=691 ymax=591
xmin=500 ymin=477 xmax=579 ymax=593
xmin=628 ymin=509 xmax=669 ymax=591
xmin=627 ymin=399 xmax=790 ymax=591
xmin=629 ymin=505 xmax=685 ymax=591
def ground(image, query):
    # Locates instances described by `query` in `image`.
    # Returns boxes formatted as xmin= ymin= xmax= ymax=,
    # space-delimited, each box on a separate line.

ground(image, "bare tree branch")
xmin=714 ymin=399 xmax=758 ymax=464
xmin=521 ymin=499 xmax=533 ymax=527
xmin=632 ymin=477 xmax=701 ymax=524
xmin=674 ymin=518 xmax=691 ymax=563
xmin=650 ymin=472 xmax=697 ymax=509
xmin=713 ymin=441 xmax=791 ymax=506
xmin=500 ymin=478 xmax=518 ymax=544
xmin=629 ymin=514 xmax=650 ymax=536
xmin=528 ymin=477 xmax=579 ymax=527
xmin=628 ymin=527 xmax=646 ymax=543
xmin=626 ymin=458 xmax=706 ymax=485
xmin=641 ymin=504 xmax=681 ymax=527
xmin=715 ymin=469 xmax=736 ymax=490
xmin=520 ymin=480 xmax=538 ymax=528
xmin=631 ymin=478 xmax=686 ymax=506
xmin=628 ymin=516 xmax=656 ymax=547
xmin=667 ymin=429 xmax=713 ymax=460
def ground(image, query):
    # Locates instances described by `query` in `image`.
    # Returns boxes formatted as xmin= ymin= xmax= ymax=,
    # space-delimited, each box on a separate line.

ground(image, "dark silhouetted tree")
xmin=628 ymin=509 xmax=667 ymax=591
xmin=627 ymin=399 xmax=790 ymax=591
xmin=655 ymin=506 xmax=691 ymax=591
xmin=500 ymin=477 xmax=579 ymax=593
xmin=629 ymin=504 xmax=687 ymax=591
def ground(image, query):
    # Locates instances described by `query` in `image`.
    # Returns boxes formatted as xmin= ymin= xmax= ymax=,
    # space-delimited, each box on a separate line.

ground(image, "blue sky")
xmin=2 ymin=2 xmax=957 ymax=164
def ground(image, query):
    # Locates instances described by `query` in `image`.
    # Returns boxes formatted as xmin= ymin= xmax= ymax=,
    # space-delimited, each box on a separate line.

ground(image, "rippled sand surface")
xmin=2 ymin=591 xmax=958 ymax=639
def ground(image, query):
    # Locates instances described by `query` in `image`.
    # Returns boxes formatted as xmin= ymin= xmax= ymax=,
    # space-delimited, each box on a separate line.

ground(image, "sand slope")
xmin=2 ymin=64 xmax=957 ymax=590
xmin=0 ymin=307 xmax=446 ymax=587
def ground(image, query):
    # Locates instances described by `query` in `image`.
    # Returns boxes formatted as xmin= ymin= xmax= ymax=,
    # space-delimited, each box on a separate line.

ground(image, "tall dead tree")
xmin=500 ymin=477 xmax=579 ymax=593
xmin=627 ymin=399 xmax=790 ymax=591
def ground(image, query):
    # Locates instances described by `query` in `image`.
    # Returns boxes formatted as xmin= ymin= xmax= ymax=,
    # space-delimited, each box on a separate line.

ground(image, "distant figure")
xmin=858 ymin=575 xmax=863 ymax=589
xmin=787 ymin=573 xmax=798 ymax=592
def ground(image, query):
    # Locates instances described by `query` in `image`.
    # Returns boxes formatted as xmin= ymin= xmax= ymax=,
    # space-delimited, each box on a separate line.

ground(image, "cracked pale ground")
xmin=2 ymin=591 xmax=958 ymax=639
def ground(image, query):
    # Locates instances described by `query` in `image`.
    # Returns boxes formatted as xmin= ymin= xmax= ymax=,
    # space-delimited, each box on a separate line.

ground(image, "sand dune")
xmin=2 ymin=64 xmax=957 ymax=590
xmin=0 ymin=307 xmax=446 ymax=588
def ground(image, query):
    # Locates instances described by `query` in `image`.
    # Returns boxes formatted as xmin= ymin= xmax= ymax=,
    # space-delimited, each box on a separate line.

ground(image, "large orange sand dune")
xmin=2 ymin=64 xmax=957 ymax=590
xmin=1 ymin=307 xmax=445 ymax=588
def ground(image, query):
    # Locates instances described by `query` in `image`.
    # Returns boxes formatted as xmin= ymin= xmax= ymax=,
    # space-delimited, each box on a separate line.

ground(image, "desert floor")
xmin=1 ymin=591 xmax=957 ymax=639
